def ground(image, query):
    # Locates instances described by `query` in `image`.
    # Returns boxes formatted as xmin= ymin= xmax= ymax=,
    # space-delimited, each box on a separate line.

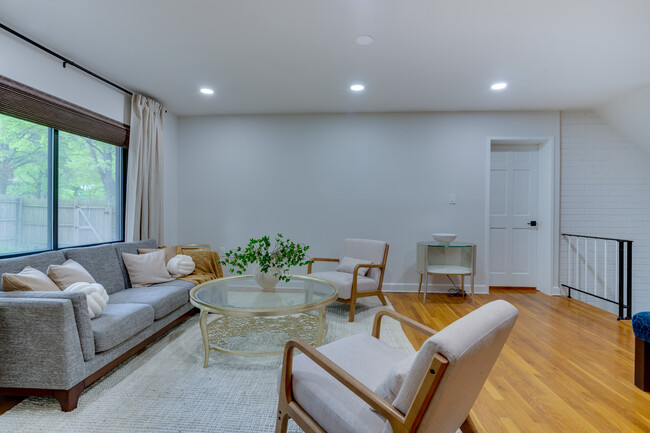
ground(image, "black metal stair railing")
xmin=561 ymin=233 xmax=632 ymax=320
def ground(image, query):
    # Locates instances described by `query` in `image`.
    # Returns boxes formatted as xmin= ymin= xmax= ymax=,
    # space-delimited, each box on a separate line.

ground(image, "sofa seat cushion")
xmin=107 ymin=282 xmax=190 ymax=320
xmin=280 ymin=334 xmax=407 ymax=433
xmin=309 ymin=271 xmax=378 ymax=300
xmin=92 ymin=303 xmax=154 ymax=352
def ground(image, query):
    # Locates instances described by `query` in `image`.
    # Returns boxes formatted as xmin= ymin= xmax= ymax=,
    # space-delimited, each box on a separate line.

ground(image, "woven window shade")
xmin=0 ymin=74 xmax=129 ymax=147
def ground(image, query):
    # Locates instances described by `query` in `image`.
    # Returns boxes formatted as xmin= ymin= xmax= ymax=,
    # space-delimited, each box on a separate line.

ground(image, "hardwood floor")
xmin=2 ymin=289 xmax=648 ymax=432
xmin=388 ymin=289 xmax=650 ymax=433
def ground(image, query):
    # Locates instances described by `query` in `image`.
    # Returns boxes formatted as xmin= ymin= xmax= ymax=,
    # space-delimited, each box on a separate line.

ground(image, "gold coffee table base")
xmin=199 ymin=307 xmax=328 ymax=366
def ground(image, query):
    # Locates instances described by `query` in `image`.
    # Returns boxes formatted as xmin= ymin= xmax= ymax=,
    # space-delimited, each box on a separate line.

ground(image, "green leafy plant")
xmin=220 ymin=234 xmax=313 ymax=282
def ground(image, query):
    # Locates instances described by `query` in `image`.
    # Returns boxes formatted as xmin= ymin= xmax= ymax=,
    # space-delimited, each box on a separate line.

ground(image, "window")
xmin=0 ymin=112 xmax=124 ymax=256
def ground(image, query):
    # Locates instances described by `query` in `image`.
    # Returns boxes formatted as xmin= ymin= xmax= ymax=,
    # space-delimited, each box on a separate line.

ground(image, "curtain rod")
xmin=0 ymin=22 xmax=133 ymax=96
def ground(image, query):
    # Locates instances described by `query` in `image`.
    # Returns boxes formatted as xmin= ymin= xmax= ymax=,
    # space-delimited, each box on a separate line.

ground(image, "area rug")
xmin=0 ymin=298 xmax=414 ymax=433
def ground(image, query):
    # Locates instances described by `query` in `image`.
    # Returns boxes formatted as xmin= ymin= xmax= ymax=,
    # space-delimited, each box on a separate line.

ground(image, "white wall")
xmin=0 ymin=32 xmax=128 ymax=123
xmin=597 ymin=86 xmax=650 ymax=155
xmin=560 ymin=111 xmax=650 ymax=315
xmin=177 ymin=111 xmax=560 ymax=292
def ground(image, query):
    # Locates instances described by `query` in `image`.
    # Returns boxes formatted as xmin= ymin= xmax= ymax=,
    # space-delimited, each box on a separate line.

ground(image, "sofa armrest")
xmin=0 ymin=297 xmax=87 ymax=390
xmin=0 ymin=291 xmax=95 ymax=360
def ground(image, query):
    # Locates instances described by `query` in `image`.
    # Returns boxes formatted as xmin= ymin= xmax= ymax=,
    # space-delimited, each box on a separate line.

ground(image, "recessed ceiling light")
xmin=200 ymin=88 xmax=214 ymax=95
xmin=356 ymin=35 xmax=374 ymax=45
xmin=491 ymin=82 xmax=508 ymax=91
xmin=350 ymin=84 xmax=365 ymax=92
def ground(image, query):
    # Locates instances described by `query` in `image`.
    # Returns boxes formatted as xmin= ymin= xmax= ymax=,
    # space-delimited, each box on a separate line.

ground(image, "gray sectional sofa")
xmin=0 ymin=239 xmax=197 ymax=411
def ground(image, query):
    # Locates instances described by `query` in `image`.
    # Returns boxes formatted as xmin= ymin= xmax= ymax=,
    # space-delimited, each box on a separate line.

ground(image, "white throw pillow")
xmin=167 ymin=254 xmax=195 ymax=278
xmin=336 ymin=256 xmax=372 ymax=276
xmin=121 ymin=250 xmax=173 ymax=287
xmin=374 ymin=352 xmax=418 ymax=404
xmin=65 ymin=282 xmax=109 ymax=319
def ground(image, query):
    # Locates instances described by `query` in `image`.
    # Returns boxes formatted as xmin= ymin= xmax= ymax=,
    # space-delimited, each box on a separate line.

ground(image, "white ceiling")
xmin=1 ymin=0 xmax=649 ymax=116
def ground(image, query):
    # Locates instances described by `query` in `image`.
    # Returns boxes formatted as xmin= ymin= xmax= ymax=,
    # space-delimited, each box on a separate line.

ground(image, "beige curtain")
xmin=125 ymin=94 xmax=165 ymax=242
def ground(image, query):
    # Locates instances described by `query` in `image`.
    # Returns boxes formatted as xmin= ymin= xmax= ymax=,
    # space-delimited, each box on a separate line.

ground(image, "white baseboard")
xmin=551 ymin=285 xmax=563 ymax=296
xmin=382 ymin=282 xmax=489 ymax=295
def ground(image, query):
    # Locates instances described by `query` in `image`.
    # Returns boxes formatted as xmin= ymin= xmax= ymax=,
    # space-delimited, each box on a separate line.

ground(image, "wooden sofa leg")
xmin=53 ymin=382 xmax=84 ymax=412
xmin=635 ymin=337 xmax=650 ymax=392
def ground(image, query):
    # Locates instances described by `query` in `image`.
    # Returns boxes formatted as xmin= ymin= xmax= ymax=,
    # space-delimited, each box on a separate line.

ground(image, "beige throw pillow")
xmin=374 ymin=352 xmax=418 ymax=404
xmin=336 ymin=256 xmax=372 ymax=276
xmin=137 ymin=246 xmax=176 ymax=264
xmin=2 ymin=266 xmax=60 ymax=292
xmin=47 ymin=259 xmax=96 ymax=290
xmin=122 ymin=250 xmax=173 ymax=287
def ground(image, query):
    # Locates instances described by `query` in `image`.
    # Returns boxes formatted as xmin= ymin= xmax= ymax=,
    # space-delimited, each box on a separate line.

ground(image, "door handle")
xmin=527 ymin=220 xmax=537 ymax=227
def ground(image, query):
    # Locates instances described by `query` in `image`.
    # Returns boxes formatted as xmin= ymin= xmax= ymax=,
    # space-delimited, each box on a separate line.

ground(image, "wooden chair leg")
xmin=275 ymin=408 xmax=289 ymax=433
xmin=349 ymin=301 xmax=356 ymax=322
xmin=418 ymin=274 xmax=423 ymax=295
xmin=377 ymin=292 xmax=388 ymax=306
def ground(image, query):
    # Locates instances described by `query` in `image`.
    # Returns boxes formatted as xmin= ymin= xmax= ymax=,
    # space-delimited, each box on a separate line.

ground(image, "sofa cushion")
xmin=113 ymin=239 xmax=158 ymax=288
xmin=121 ymin=250 xmax=173 ymax=287
xmin=0 ymin=251 xmax=67 ymax=284
xmin=47 ymin=259 xmax=96 ymax=290
xmin=2 ymin=266 xmax=60 ymax=292
xmin=63 ymin=244 xmax=125 ymax=295
xmin=91 ymin=303 xmax=154 ymax=352
xmin=108 ymin=282 xmax=190 ymax=320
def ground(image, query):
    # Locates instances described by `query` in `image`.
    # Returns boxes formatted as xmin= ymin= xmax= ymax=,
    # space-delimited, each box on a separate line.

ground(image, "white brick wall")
xmin=560 ymin=111 xmax=650 ymax=316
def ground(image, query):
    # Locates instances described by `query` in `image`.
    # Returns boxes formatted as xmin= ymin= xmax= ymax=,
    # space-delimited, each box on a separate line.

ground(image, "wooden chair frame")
xmin=307 ymin=243 xmax=390 ymax=322
xmin=276 ymin=309 xmax=449 ymax=433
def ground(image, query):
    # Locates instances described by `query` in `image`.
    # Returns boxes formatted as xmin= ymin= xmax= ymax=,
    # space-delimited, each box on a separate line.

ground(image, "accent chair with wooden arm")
xmin=276 ymin=300 xmax=519 ymax=433
xmin=308 ymin=238 xmax=389 ymax=322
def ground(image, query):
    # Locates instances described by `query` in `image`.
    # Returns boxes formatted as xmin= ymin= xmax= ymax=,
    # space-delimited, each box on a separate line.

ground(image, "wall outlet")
xmin=449 ymin=193 xmax=456 ymax=204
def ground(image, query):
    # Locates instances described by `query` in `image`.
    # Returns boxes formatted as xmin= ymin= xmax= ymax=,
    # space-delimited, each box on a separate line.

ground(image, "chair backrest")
xmin=392 ymin=300 xmax=518 ymax=433
xmin=341 ymin=238 xmax=388 ymax=283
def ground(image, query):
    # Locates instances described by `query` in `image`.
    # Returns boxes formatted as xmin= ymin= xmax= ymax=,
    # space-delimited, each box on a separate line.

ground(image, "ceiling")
xmin=1 ymin=0 xmax=649 ymax=116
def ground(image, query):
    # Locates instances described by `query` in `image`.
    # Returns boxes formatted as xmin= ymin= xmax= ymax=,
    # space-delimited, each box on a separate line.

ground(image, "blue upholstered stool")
xmin=632 ymin=312 xmax=650 ymax=391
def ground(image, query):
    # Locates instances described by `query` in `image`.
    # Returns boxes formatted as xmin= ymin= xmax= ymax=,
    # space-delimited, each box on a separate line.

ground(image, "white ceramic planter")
xmin=253 ymin=266 xmax=282 ymax=291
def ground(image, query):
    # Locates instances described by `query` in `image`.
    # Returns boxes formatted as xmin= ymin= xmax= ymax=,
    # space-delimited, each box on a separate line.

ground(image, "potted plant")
xmin=220 ymin=234 xmax=313 ymax=290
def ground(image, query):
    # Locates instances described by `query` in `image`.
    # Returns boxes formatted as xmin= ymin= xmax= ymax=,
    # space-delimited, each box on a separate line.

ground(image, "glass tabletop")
xmin=418 ymin=241 xmax=475 ymax=247
xmin=189 ymin=274 xmax=338 ymax=316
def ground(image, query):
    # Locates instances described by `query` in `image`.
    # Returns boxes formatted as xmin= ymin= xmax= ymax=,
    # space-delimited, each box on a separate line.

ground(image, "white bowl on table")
xmin=432 ymin=233 xmax=457 ymax=246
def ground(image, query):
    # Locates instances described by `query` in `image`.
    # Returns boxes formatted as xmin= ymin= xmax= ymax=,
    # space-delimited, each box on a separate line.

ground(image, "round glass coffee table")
xmin=189 ymin=274 xmax=338 ymax=367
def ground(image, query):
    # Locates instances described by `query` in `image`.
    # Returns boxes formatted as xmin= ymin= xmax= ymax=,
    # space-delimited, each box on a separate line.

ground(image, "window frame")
xmin=0 ymin=74 xmax=129 ymax=258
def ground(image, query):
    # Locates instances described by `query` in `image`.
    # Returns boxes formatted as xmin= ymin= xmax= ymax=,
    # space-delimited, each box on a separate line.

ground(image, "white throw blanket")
xmin=65 ymin=282 xmax=109 ymax=319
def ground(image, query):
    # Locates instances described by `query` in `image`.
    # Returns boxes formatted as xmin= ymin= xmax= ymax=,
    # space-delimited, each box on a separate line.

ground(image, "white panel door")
xmin=489 ymin=144 xmax=538 ymax=287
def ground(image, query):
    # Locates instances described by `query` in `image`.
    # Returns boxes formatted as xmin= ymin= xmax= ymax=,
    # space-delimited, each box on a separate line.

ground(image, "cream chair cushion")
xmin=391 ymin=300 xmax=518 ymax=433
xmin=308 ymin=271 xmax=378 ymax=299
xmin=341 ymin=239 xmax=387 ymax=282
xmin=280 ymin=334 xmax=410 ymax=433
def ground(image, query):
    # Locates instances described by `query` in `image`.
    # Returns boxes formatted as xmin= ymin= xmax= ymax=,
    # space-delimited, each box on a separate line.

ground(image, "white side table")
xmin=416 ymin=241 xmax=476 ymax=304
